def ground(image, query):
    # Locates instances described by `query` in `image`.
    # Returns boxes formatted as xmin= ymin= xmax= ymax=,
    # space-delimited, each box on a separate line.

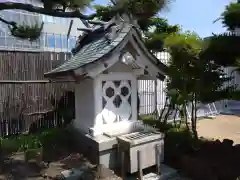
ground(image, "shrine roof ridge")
xmin=44 ymin=15 xmax=168 ymax=79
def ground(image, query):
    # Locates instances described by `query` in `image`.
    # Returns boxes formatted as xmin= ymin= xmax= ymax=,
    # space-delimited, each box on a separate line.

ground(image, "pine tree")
xmin=0 ymin=0 xmax=172 ymax=41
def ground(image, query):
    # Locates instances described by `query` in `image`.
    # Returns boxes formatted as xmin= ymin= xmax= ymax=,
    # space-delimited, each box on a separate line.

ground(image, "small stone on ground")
xmin=0 ymin=153 xmax=122 ymax=180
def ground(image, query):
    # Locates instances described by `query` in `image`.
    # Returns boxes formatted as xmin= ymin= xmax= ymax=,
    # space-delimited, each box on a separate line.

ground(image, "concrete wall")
xmin=74 ymin=79 xmax=95 ymax=133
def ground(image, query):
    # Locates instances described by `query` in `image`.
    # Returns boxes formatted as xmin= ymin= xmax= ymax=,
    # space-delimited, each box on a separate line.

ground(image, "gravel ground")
xmin=0 ymin=152 xmax=122 ymax=180
xmin=4 ymin=115 xmax=237 ymax=180
xmin=197 ymin=115 xmax=240 ymax=144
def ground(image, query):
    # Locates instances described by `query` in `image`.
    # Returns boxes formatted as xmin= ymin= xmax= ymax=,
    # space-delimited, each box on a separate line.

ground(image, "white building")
xmin=0 ymin=0 xmax=84 ymax=52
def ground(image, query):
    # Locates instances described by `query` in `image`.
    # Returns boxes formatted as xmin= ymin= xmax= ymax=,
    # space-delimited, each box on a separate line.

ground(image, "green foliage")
xmin=144 ymin=32 xmax=166 ymax=51
xmin=95 ymin=0 xmax=168 ymax=20
xmin=165 ymin=31 xmax=202 ymax=52
xmin=38 ymin=0 xmax=92 ymax=10
xmin=165 ymin=126 xmax=195 ymax=152
xmin=38 ymin=128 xmax=73 ymax=149
xmin=144 ymin=17 xmax=180 ymax=51
xmin=165 ymin=32 xmax=232 ymax=104
xmin=141 ymin=118 xmax=203 ymax=162
xmin=142 ymin=118 xmax=175 ymax=132
xmin=94 ymin=4 xmax=118 ymax=21
xmin=25 ymin=148 xmax=42 ymax=161
xmin=202 ymin=34 xmax=240 ymax=66
xmin=1 ymin=128 xmax=73 ymax=154
xmin=235 ymin=59 xmax=240 ymax=74
xmin=94 ymin=0 xmax=170 ymax=21
xmin=163 ymin=32 xmax=233 ymax=137
xmin=1 ymin=134 xmax=42 ymax=153
xmin=149 ymin=17 xmax=180 ymax=34
xmin=202 ymin=1 xmax=240 ymax=95
xmin=94 ymin=3 xmax=179 ymax=52
xmin=164 ymin=32 xmax=201 ymax=102
xmin=120 ymin=0 xmax=169 ymax=20
xmin=9 ymin=23 xmax=43 ymax=41
xmin=140 ymin=114 xmax=155 ymax=121
xmin=202 ymin=1 xmax=240 ymax=72
xmin=222 ymin=2 xmax=240 ymax=30
xmin=226 ymin=89 xmax=240 ymax=100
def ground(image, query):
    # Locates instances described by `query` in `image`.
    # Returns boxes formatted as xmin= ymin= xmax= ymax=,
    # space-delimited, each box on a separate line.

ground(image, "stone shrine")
xmin=45 ymin=14 xmax=167 ymax=172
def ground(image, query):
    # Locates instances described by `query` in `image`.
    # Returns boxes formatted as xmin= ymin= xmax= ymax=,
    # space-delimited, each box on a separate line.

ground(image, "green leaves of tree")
xmin=144 ymin=17 xmax=180 ymax=51
xmin=165 ymin=32 xmax=232 ymax=105
xmin=94 ymin=2 xmax=179 ymax=52
xmin=222 ymin=2 xmax=240 ymax=30
xmin=9 ymin=23 xmax=43 ymax=41
xmin=121 ymin=0 xmax=169 ymax=20
xmin=203 ymin=1 xmax=240 ymax=70
xmin=94 ymin=4 xmax=118 ymax=21
xmin=39 ymin=0 xmax=92 ymax=11
xmin=202 ymin=34 xmax=240 ymax=67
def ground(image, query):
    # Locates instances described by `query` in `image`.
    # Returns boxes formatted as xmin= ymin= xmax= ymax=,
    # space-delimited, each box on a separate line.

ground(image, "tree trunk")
xmin=163 ymin=104 xmax=172 ymax=125
xmin=173 ymin=108 xmax=178 ymax=127
xmin=158 ymin=97 xmax=168 ymax=122
xmin=191 ymin=98 xmax=198 ymax=139
xmin=193 ymin=98 xmax=198 ymax=138
xmin=183 ymin=104 xmax=189 ymax=130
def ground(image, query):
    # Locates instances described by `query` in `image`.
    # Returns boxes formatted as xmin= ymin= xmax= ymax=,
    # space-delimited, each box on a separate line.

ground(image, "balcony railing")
xmin=0 ymin=31 xmax=78 ymax=52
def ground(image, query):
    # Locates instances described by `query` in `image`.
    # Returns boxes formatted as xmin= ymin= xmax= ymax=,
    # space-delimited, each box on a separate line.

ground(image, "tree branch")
xmin=0 ymin=2 xmax=96 ymax=20
xmin=0 ymin=16 xmax=16 ymax=27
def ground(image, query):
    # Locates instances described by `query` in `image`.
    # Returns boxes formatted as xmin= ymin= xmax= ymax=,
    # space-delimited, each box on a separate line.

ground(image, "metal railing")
xmin=0 ymin=32 xmax=78 ymax=52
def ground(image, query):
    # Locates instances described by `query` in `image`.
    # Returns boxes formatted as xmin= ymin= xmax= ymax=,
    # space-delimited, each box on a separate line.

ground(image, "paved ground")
xmin=197 ymin=115 xmax=240 ymax=144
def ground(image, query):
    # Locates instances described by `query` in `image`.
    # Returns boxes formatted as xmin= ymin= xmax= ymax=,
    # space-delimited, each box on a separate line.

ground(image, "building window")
xmin=55 ymin=17 xmax=62 ymax=24
xmin=12 ymin=11 xmax=21 ymax=23
xmin=55 ymin=34 xmax=62 ymax=49
xmin=45 ymin=34 xmax=55 ymax=48
xmin=68 ymin=36 xmax=76 ymax=50
xmin=0 ymin=31 xmax=6 ymax=47
xmin=62 ymin=35 xmax=68 ymax=49
xmin=44 ymin=15 xmax=54 ymax=23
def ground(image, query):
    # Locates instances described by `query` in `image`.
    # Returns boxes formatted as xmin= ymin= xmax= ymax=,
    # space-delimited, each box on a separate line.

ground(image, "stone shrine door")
xmin=96 ymin=73 xmax=137 ymax=127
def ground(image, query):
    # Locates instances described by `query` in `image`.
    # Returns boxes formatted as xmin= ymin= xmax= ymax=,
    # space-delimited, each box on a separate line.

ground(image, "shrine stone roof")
xmin=44 ymin=17 xmax=168 ymax=79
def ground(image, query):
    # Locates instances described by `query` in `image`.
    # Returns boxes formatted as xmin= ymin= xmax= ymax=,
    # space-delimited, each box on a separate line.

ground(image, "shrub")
xmin=140 ymin=114 xmax=155 ymax=121
xmin=39 ymin=128 xmax=74 ymax=150
xmin=141 ymin=116 xmax=205 ymax=167
xmin=1 ymin=134 xmax=41 ymax=153
xmin=0 ymin=127 xmax=74 ymax=155
xmin=141 ymin=118 xmax=175 ymax=132
xmin=222 ymin=2 xmax=240 ymax=30
xmin=25 ymin=148 xmax=42 ymax=162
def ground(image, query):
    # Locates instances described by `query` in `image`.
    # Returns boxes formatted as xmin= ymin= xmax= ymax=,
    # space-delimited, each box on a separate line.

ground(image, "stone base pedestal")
xmin=72 ymin=128 xmax=119 ymax=170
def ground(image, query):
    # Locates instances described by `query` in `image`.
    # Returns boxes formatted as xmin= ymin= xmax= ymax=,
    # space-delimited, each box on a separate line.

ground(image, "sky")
xmin=90 ymin=0 xmax=233 ymax=38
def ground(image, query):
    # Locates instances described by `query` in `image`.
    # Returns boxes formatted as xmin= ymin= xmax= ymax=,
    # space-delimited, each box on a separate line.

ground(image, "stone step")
xmin=125 ymin=164 xmax=190 ymax=180
xmin=142 ymin=174 xmax=190 ymax=180
xmin=142 ymin=173 xmax=178 ymax=180
xmin=141 ymin=164 xmax=179 ymax=180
